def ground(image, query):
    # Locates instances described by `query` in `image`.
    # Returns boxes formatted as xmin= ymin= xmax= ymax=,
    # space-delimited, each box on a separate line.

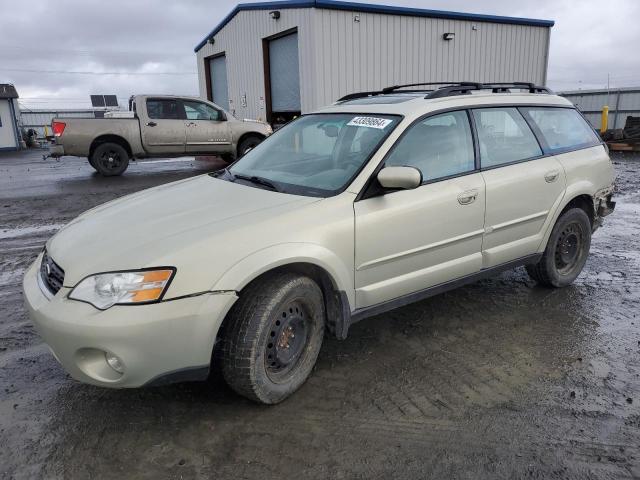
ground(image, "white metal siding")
xmin=562 ymin=88 xmax=640 ymax=130
xmin=196 ymin=7 xmax=551 ymax=118
xmin=0 ymin=100 xmax=17 ymax=149
xmin=196 ymin=9 xmax=316 ymax=121
xmin=312 ymin=9 xmax=550 ymax=107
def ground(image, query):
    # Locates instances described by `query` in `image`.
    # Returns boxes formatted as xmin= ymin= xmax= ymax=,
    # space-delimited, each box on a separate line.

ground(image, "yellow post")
xmin=600 ymin=105 xmax=609 ymax=134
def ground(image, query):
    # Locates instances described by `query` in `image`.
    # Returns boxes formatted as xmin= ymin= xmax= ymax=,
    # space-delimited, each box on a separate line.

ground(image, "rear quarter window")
xmin=522 ymin=107 xmax=600 ymax=152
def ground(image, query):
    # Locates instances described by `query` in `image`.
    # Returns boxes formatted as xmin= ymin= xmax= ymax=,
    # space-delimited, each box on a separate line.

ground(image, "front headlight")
xmin=69 ymin=268 xmax=175 ymax=310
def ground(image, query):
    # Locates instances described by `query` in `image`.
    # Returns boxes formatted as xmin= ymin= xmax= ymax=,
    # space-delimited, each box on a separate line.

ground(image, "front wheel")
xmin=526 ymin=208 xmax=592 ymax=287
xmin=221 ymin=273 xmax=325 ymax=404
xmin=237 ymin=135 xmax=263 ymax=158
xmin=90 ymin=142 xmax=130 ymax=176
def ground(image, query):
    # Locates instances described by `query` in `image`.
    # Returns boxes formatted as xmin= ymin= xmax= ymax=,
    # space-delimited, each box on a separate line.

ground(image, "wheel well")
xmin=89 ymin=135 xmax=132 ymax=160
xmin=561 ymin=194 xmax=595 ymax=226
xmin=236 ymin=132 xmax=266 ymax=157
xmin=224 ymin=263 xmax=350 ymax=340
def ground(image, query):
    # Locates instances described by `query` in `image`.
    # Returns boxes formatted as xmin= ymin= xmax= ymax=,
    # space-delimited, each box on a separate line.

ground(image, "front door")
xmin=182 ymin=99 xmax=232 ymax=154
xmin=354 ymin=110 xmax=485 ymax=309
xmin=472 ymin=107 xmax=567 ymax=267
xmin=142 ymin=98 xmax=186 ymax=155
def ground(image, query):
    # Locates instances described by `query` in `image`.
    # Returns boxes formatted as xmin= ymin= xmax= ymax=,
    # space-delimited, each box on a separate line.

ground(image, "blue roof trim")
xmin=194 ymin=0 xmax=554 ymax=52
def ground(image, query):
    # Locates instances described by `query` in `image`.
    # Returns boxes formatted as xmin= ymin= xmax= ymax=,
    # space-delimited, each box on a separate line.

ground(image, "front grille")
xmin=40 ymin=250 xmax=65 ymax=295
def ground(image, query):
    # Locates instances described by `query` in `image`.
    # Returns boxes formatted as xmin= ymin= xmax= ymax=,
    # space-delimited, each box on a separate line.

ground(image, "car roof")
xmin=315 ymin=92 xmax=573 ymax=119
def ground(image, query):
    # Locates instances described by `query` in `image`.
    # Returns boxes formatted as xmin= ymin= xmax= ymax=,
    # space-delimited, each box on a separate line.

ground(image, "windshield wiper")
xmin=233 ymin=173 xmax=280 ymax=192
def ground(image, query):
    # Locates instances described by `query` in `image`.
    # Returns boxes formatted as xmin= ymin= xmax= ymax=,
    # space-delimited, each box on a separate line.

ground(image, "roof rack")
xmin=337 ymin=81 xmax=553 ymax=102
xmin=425 ymin=82 xmax=552 ymax=98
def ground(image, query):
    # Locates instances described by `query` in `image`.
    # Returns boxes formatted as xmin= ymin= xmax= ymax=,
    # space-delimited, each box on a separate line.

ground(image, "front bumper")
xmin=23 ymin=255 xmax=237 ymax=388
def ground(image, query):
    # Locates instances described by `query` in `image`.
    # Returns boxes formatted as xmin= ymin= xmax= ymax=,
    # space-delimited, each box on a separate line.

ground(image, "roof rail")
xmin=425 ymin=82 xmax=553 ymax=98
xmin=337 ymin=81 xmax=552 ymax=102
xmin=337 ymin=82 xmax=462 ymax=102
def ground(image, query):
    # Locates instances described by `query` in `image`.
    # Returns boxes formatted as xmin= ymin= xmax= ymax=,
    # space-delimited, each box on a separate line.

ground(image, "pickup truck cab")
xmin=25 ymin=82 xmax=615 ymax=404
xmin=49 ymin=94 xmax=272 ymax=176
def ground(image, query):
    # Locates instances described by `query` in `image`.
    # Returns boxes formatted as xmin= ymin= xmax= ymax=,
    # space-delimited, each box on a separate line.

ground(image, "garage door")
xmin=209 ymin=55 xmax=229 ymax=111
xmin=268 ymin=32 xmax=301 ymax=113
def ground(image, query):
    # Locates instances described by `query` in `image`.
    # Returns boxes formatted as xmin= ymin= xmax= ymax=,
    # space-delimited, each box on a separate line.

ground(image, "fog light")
xmin=105 ymin=352 xmax=124 ymax=374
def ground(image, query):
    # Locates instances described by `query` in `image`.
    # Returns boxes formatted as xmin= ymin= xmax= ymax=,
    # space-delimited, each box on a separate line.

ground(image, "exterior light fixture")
xmin=443 ymin=32 xmax=455 ymax=41
xmin=354 ymin=15 xmax=360 ymax=22
xmin=270 ymin=10 xmax=280 ymax=20
xmin=208 ymin=37 xmax=215 ymax=44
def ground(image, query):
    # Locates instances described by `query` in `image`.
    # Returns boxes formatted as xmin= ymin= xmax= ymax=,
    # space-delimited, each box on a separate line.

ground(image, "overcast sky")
xmin=1 ymin=0 xmax=638 ymax=110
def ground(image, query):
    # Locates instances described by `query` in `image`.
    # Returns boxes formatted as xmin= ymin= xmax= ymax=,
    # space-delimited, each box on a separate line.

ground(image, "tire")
xmin=87 ymin=156 xmax=98 ymax=172
xmin=90 ymin=142 xmax=130 ymax=176
xmin=237 ymin=135 xmax=263 ymax=158
xmin=526 ymin=208 xmax=592 ymax=287
xmin=221 ymin=273 xmax=325 ymax=404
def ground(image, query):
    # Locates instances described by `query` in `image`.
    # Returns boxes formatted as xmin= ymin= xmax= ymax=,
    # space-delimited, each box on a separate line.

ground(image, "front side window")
xmin=146 ymin=99 xmax=181 ymax=120
xmin=183 ymin=100 xmax=222 ymax=121
xmin=385 ymin=110 xmax=475 ymax=181
xmin=473 ymin=108 xmax=542 ymax=168
xmin=523 ymin=107 xmax=600 ymax=152
xmin=229 ymin=114 xmax=401 ymax=196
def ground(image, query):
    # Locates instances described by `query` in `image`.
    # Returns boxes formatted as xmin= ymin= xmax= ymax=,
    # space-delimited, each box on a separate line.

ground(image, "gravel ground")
xmin=0 ymin=150 xmax=639 ymax=479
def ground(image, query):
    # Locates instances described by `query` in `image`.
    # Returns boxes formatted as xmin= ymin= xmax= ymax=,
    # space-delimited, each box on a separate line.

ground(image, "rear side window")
xmin=146 ymin=99 xmax=181 ymax=120
xmin=386 ymin=110 xmax=475 ymax=181
xmin=523 ymin=107 xmax=600 ymax=152
xmin=473 ymin=108 xmax=542 ymax=168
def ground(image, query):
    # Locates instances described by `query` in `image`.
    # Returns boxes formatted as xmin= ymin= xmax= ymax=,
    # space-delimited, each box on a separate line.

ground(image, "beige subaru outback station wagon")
xmin=24 ymin=82 xmax=616 ymax=404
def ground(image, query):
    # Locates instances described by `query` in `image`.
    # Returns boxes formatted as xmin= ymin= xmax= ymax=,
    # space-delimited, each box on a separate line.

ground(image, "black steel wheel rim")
xmin=98 ymin=149 xmax=122 ymax=171
xmin=265 ymin=300 xmax=310 ymax=381
xmin=554 ymin=221 xmax=584 ymax=275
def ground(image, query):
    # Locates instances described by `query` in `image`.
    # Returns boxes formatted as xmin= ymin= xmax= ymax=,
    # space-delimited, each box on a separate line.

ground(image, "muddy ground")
xmin=0 ymin=149 xmax=639 ymax=479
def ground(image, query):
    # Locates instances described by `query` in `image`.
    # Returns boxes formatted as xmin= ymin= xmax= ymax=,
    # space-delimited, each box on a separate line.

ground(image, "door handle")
xmin=457 ymin=189 xmax=478 ymax=205
xmin=545 ymin=170 xmax=560 ymax=183
xmin=146 ymin=121 xmax=157 ymax=127
xmin=186 ymin=122 xmax=197 ymax=127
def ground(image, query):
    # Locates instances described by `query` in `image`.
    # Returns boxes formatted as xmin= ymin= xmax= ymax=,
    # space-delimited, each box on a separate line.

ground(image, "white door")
xmin=354 ymin=110 xmax=485 ymax=309
xmin=141 ymin=98 xmax=186 ymax=155
xmin=472 ymin=107 xmax=566 ymax=267
xmin=182 ymin=99 xmax=231 ymax=154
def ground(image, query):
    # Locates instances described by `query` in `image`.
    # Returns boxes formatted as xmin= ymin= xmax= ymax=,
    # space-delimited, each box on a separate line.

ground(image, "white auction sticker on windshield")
xmin=347 ymin=116 xmax=393 ymax=129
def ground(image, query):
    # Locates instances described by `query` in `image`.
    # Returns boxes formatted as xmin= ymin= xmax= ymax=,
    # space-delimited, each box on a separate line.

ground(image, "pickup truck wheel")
xmin=221 ymin=273 xmax=325 ymax=404
xmin=237 ymin=135 xmax=262 ymax=158
xmin=526 ymin=208 xmax=591 ymax=287
xmin=91 ymin=143 xmax=130 ymax=176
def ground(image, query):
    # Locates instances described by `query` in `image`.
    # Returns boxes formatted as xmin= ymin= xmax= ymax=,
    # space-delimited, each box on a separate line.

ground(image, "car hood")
xmin=47 ymin=175 xmax=320 ymax=289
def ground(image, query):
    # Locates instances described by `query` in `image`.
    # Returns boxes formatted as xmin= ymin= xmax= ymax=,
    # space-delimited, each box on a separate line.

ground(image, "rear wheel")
xmin=237 ymin=135 xmax=263 ymax=158
xmin=221 ymin=273 xmax=325 ymax=404
xmin=91 ymin=142 xmax=130 ymax=176
xmin=526 ymin=208 xmax=591 ymax=287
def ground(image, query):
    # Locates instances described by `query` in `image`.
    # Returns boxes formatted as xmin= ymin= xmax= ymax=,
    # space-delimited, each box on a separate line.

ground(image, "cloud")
xmin=1 ymin=0 xmax=637 ymax=109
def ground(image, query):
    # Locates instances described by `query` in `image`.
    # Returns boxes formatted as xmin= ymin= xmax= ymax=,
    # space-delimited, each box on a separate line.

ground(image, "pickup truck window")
xmin=183 ymin=100 xmax=222 ymax=121
xmin=147 ymin=99 xmax=181 ymax=120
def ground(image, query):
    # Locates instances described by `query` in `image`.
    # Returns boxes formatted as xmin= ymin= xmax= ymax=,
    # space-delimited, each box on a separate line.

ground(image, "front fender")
xmin=210 ymin=243 xmax=355 ymax=308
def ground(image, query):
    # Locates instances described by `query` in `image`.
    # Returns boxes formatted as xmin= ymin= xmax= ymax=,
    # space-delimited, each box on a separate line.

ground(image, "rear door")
xmin=182 ymin=99 xmax=232 ymax=154
xmin=474 ymin=107 xmax=566 ymax=267
xmin=354 ymin=110 xmax=485 ymax=309
xmin=141 ymin=98 xmax=186 ymax=155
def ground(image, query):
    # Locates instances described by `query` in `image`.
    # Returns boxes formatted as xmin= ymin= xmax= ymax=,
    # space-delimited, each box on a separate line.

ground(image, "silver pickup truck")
xmin=49 ymin=95 xmax=272 ymax=176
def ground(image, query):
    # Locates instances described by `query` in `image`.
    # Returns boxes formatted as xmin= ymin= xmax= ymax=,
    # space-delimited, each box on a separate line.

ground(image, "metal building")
xmin=0 ymin=84 xmax=21 ymax=151
xmin=195 ymin=0 xmax=554 ymax=123
xmin=560 ymin=87 xmax=640 ymax=131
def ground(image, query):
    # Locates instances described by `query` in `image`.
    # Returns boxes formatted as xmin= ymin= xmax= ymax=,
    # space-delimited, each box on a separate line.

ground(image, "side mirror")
xmin=377 ymin=166 xmax=422 ymax=190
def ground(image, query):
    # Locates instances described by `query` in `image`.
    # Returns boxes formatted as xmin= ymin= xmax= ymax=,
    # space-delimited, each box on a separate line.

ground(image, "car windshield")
xmin=227 ymin=113 xmax=401 ymax=197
